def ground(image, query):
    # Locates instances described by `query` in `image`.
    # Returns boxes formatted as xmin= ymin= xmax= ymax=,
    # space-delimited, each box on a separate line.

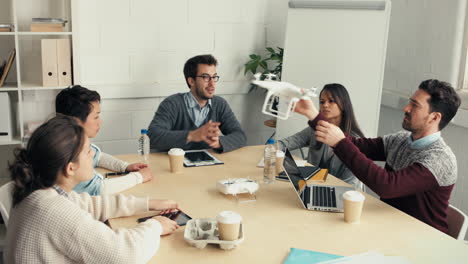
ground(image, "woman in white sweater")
xmin=5 ymin=115 xmax=179 ymax=263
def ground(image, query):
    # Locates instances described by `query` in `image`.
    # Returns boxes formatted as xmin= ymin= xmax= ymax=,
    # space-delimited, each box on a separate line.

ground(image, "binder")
xmin=41 ymin=39 xmax=72 ymax=87
xmin=0 ymin=49 xmax=16 ymax=87
xmin=57 ymin=39 xmax=72 ymax=86
xmin=307 ymin=168 xmax=329 ymax=183
xmin=41 ymin=39 xmax=59 ymax=87
xmin=298 ymin=169 xmax=329 ymax=190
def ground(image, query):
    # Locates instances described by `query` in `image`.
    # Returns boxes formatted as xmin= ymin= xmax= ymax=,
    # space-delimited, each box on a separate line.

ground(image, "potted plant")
xmin=244 ymin=47 xmax=284 ymax=128
xmin=244 ymin=47 xmax=283 ymax=87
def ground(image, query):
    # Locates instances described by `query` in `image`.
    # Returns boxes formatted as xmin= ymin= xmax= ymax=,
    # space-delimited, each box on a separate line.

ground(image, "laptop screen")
xmin=282 ymin=148 xmax=310 ymax=208
xmin=282 ymin=148 xmax=305 ymax=192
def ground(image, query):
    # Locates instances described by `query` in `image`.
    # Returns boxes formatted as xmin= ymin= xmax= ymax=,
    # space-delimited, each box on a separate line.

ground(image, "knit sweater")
xmin=278 ymin=126 xmax=361 ymax=187
xmin=310 ymin=115 xmax=457 ymax=233
xmin=5 ymin=189 xmax=162 ymax=263
xmin=147 ymin=93 xmax=246 ymax=153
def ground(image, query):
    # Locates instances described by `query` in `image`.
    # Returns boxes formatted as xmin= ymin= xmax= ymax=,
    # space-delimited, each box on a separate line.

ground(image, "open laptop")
xmin=282 ymin=148 xmax=353 ymax=212
xmin=277 ymin=149 xmax=320 ymax=181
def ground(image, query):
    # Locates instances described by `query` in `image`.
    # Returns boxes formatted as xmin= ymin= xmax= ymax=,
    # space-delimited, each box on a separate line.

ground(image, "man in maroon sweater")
xmin=294 ymin=79 xmax=461 ymax=234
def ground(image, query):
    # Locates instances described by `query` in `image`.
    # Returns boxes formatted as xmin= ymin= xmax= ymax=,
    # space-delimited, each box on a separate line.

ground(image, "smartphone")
xmin=276 ymin=171 xmax=289 ymax=181
xmin=137 ymin=211 xmax=192 ymax=226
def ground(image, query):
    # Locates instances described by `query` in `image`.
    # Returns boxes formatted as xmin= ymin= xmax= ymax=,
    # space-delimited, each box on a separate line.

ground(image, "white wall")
xmin=73 ymin=0 xmax=288 ymax=98
xmin=383 ymin=0 xmax=466 ymax=93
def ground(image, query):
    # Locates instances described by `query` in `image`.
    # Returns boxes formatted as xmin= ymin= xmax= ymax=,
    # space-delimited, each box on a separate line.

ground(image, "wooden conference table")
xmin=109 ymin=146 xmax=468 ymax=264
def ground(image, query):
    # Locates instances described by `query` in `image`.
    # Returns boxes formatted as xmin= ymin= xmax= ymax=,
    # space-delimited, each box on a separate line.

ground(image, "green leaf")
xmin=244 ymin=61 xmax=256 ymax=75
xmin=246 ymin=65 xmax=256 ymax=75
xmin=245 ymin=47 xmax=284 ymax=78
xmin=244 ymin=65 xmax=251 ymax=75
xmin=270 ymin=54 xmax=281 ymax=61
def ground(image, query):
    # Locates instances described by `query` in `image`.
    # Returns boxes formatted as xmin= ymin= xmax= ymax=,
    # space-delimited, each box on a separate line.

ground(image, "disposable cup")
xmin=343 ymin=190 xmax=365 ymax=224
xmin=217 ymin=211 xmax=242 ymax=241
xmin=168 ymin=148 xmax=185 ymax=173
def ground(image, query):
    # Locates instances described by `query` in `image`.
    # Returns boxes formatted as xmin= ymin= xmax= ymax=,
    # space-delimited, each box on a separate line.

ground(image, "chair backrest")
xmin=447 ymin=204 xmax=468 ymax=240
xmin=0 ymin=181 xmax=14 ymax=228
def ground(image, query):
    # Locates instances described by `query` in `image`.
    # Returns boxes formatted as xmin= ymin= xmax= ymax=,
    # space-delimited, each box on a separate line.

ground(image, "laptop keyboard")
xmin=312 ymin=186 xmax=337 ymax=208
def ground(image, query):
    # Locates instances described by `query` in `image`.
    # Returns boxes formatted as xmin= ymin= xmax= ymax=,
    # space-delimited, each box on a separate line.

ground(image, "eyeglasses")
xmin=196 ymin=75 xmax=220 ymax=82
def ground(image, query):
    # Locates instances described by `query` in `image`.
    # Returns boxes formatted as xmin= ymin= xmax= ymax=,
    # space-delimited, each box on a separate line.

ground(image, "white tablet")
xmin=183 ymin=149 xmax=224 ymax=167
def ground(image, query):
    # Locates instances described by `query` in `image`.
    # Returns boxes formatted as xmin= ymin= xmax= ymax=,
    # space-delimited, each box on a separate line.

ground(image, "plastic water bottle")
xmin=263 ymin=138 xmax=276 ymax=184
xmin=138 ymin=129 xmax=150 ymax=163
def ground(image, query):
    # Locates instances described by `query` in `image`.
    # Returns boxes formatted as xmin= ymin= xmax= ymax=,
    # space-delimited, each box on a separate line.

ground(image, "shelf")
xmin=20 ymin=83 xmax=69 ymax=91
xmin=17 ymin=32 xmax=72 ymax=36
xmin=0 ymin=83 xmax=19 ymax=91
xmin=0 ymin=0 xmax=74 ymax=151
xmin=0 ymin=88 xmax=19 ymax=92
xmin=0 ymin=138 xmax=22 ymax=146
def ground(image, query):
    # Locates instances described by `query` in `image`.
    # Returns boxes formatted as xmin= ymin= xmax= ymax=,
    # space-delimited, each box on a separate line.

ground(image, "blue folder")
xmin=283 ymin=248 xmax=342 ymax=264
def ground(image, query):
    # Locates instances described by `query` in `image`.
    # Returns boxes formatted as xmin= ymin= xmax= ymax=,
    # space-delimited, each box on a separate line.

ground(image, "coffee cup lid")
xmin=168 ymin=148 xmax=185 ymax=155
xmin=343 ymin=190 xmax=365 ymax=202
xmin=216 ymin=211 xmax=242 ymax=224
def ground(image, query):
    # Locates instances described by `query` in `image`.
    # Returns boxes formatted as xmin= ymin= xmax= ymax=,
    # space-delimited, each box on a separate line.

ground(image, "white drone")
xmin=252 ymin=73 xmax=318 ymax=120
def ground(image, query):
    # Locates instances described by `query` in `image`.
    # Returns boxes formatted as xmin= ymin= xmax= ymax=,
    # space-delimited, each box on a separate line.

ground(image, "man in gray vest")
xmin=294 ymin=79 xmax=460 ymax=234
xmin=148 ymin=54 xmax=246 ymax=153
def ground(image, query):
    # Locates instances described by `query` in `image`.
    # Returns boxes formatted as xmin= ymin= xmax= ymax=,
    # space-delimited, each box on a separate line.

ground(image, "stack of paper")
xmin=319 ymin=251 xmax=411 ymax=264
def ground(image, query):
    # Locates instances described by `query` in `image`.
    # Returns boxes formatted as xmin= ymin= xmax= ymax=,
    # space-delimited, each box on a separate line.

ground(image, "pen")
xmin=105 ymin=171 xmax=129 ymax=177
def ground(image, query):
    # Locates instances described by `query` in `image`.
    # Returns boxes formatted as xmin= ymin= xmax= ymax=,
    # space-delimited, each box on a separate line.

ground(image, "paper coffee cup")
xmin=276 ymin=150 xmax=285 ymax=175
xmin=343 ymin=191 xmax=365 ymax=224
xmin=168 ymin=148 xmax=185 ymax=173
xmin=217 ymin=211 xmax=242 ymax=241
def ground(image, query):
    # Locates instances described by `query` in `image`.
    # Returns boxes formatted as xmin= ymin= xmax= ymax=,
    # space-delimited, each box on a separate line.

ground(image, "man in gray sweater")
xmin=148 ymin=54 xmax=246 ymax=153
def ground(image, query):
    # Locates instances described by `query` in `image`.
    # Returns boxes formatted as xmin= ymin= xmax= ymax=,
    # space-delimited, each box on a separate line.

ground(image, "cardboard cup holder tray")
xmin=184 ymin=218 xmax=244 ymax=250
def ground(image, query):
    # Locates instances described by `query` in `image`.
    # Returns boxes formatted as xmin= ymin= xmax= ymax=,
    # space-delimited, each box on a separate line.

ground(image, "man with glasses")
xmin=147 ymin=54 xmax=246 ymax=153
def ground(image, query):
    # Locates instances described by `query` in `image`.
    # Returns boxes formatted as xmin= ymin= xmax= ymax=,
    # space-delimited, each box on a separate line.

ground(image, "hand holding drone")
xmin=251 ymin=73 xmax=318 ymax=120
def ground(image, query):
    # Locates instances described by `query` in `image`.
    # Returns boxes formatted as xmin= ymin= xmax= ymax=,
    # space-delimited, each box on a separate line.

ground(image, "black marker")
xmin=105 ymin=171 xmax=129 ymax=177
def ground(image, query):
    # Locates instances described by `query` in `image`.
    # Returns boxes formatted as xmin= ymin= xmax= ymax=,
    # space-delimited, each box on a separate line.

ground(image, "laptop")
xmin=277 ymin=148 xmax=320 ymax=181
xmin=282 ymin=148 xmax=353 ymax=212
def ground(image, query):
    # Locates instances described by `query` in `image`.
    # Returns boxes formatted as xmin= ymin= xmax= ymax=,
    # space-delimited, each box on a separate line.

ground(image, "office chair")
xmin=0 ymin=182 xmax=13 ymax=228
xmin=0 ymin=181 xmax=14 ymax=252
xmin=447 ymin=204 xmax=468 ymax=240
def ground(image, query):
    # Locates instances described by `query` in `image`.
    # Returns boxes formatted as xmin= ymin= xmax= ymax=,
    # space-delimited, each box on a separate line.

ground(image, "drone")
xmin=252 ymin=73 xmax=318 ymax=120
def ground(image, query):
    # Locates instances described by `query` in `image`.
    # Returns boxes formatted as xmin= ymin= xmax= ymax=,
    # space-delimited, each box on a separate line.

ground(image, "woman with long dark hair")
xmin=5 ymin=115 xmax=179 ymax=263
xmin=278 ymin=83 xmax=364 ymax=187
